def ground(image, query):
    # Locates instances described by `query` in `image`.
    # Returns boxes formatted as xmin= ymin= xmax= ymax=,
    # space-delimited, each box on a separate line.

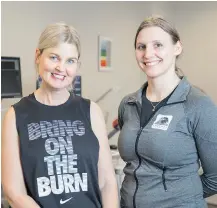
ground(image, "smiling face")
xmin=135 ymin=26 xmax=182 ymax=79
xmin=35 ymin=43 xmax=79 ymax=90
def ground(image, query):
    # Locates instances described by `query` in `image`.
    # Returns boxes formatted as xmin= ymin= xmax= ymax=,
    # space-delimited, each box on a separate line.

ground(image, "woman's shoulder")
xmin=187 ymin=86 xmax=215 ymax=107
xmin=120 ymin=91 xmax=139 ymax=105
xmin=185 ymin=86 xmax=217 ymax=116
xmin=12 ymin=93 xmax=34 ymax=109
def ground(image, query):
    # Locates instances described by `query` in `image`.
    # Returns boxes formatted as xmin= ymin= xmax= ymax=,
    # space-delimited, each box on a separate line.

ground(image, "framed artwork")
xmin=98 ymin=36 xmax=112 ymax=72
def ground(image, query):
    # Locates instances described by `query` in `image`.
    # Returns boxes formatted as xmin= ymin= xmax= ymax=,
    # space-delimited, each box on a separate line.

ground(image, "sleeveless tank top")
xmin=13 ymin=93 xmax=102 ymax=208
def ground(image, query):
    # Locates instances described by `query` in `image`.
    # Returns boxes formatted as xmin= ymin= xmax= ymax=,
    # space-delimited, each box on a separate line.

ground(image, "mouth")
xmin=143 ymin=60 xmax=162 ymax=66
xmin=51 ymin=73 xmax=66 ymax=81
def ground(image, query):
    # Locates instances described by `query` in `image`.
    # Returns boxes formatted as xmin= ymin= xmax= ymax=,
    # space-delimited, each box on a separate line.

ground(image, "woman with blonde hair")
xmin=2 ymin=22 xmax=119 ymax=208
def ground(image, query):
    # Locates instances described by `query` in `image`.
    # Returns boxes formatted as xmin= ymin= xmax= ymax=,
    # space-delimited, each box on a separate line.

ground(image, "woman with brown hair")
xmin=118 ymin=16 xmax=217 ymax=208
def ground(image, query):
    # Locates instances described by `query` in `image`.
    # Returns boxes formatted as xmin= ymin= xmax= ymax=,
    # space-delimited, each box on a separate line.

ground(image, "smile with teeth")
xmin=144 ymin=60 xmax=161 ymax=66
xmin=51 ymin=73 xmax=66 ymax=80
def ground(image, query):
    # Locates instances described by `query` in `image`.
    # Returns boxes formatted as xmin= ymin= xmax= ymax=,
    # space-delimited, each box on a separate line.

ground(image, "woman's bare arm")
xmin=2 ymin=107 xmax=40 ymax=208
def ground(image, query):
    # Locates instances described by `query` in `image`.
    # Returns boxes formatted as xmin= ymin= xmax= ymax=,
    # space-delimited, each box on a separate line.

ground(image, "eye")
xmin=137 ymin=44 xmax=146 ymax=51
xmin=50 ymin=55 xmax=58 ymax=61
xmin=67 ymin=59 xmax=77 ymax=64
xmin=154 ymin=43 xmax=163 ymax=48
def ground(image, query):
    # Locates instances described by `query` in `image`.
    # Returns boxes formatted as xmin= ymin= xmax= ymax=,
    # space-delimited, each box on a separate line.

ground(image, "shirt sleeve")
xmin=192 ymin=96 xmax=217 ymax=198
xmin=118 ymin=96 xmax=128 ymax=130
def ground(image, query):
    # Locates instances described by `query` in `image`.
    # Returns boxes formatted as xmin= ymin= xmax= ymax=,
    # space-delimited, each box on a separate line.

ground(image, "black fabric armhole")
xmin=12 ymin=102 xmax=20 ymax=136
xmin=79 ymin=97 xmax=92 ymax=128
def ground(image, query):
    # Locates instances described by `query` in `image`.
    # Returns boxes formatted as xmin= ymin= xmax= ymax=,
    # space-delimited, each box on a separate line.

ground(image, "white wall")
xmin=169 ymin=2 xmax=217 ymax=103
xmin=1 ymin=1 xmax=165 ymax=144
xmin=1 ymin=2 xmax=217 ymax=146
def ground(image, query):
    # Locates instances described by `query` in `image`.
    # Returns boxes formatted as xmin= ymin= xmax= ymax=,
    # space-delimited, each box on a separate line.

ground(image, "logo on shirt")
xmin=60 ymin=197 xmax=73 ymax=204
xmin=151 ymin=114 xmax=173 ymax=131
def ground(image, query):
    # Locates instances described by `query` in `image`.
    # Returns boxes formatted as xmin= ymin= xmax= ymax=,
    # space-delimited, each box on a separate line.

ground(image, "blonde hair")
xmin=37 ymin=22 xmax=81 ymax=57
xmin=36 ymin=22 xmax=81 ymax=91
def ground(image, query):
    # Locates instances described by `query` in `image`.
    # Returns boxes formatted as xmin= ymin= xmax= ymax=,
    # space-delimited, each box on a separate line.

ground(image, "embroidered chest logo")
xmin=151 ymin=114 xmax=173 ymax=131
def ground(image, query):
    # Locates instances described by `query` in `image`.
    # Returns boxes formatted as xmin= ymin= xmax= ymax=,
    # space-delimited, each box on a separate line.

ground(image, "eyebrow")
xmin=136 ymin=40 xmax=163 ymax=45
xmin=50 ymin=53 xmax=78 ymax=60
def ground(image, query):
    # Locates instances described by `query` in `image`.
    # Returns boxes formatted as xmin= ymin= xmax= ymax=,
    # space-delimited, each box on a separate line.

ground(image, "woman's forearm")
xmin=6 ymin=193 xmax=40 ymax=208
xmin=101 ymin=179 xmax=119 ymax=208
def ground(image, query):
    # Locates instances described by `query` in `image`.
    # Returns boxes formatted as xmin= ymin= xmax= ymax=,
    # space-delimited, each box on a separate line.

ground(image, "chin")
xmin=142 ymin=66 xmax=169 ymax=79
xmin=141 ymin=69 xmax=161 ymax=78
xmin=47 ymin=78 xmax=72 ymax=89
xmin=46 ymin=82 xmax=68 ymax=91
xmin=146 ymin=74 xmax=161 ymax=79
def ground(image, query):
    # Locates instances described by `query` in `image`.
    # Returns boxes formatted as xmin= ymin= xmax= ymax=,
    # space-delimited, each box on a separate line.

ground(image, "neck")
xmin=35 ymin=83 xmax=70 ymax=106
xmin=146 ymin=71 xmax=181 ymax=102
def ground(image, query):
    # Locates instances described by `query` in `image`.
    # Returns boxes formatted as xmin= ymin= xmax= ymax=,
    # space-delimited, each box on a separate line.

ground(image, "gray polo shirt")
xmin=118 ymin=77 xmax=217 ymax=208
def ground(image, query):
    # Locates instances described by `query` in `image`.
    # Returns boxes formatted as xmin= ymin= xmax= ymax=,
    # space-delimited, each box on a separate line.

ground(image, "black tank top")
xmin=13 ymin=93 xmax=102 ymax=208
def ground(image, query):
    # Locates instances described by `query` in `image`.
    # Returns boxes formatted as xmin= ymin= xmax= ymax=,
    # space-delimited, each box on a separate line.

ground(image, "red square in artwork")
xmin=101 ymin=60 xmax=107 ymax=67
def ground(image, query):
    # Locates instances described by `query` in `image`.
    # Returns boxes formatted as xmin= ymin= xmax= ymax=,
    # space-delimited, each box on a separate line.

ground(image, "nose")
xmin=144 ymin=45 xmax=155 ymax=59
xmin=55 ymin=64 xmax=65 ymax=72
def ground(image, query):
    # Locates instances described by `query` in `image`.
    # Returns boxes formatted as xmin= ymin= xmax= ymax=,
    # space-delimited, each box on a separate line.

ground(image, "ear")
xmin=174 ymin=41 xmax=182 ymax=56
xmin=35 ymin=48 xmax=41 ymax=65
